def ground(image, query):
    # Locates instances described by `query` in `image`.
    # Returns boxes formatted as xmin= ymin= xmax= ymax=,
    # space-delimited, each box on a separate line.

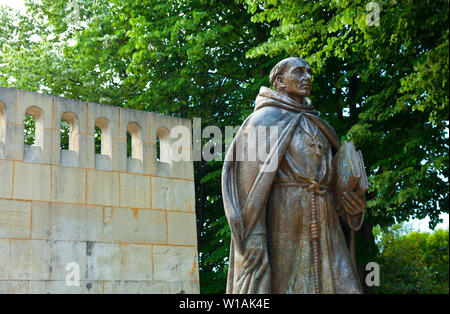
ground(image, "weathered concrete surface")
xmin=0 ymin=87 xmax=198 ymax=294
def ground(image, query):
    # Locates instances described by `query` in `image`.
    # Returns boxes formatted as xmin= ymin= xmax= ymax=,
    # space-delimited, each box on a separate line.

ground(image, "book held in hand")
xmin=333 ymin=141 xmax=368 ymax=205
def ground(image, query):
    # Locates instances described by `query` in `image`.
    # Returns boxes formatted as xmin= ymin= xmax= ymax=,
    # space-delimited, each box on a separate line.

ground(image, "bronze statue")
xmin=222 ymin=57 xmax=367 ymax=294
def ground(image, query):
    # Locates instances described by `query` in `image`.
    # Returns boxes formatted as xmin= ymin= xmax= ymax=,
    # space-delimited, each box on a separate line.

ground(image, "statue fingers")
xmin=344 ymin=192 xmax=363 ymax=213
xmin=347 ymin=191 xmax=366 ymax=208
xmin=255 ymin=258 xmax=269 ymax=279
xmin=244 ymin=249 xmax=263 ymax=274
xmin=343 ymin=198 xmax=362 ymax=215
xmin=343 ymin=197 xmax=361 ymax=215
xmin=248 ymin=258 xmax=268 ymax=293
xmin=242 ymin=248 xmax=255 ymax=268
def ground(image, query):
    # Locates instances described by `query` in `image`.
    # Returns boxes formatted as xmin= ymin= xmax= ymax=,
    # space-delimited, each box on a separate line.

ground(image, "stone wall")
xmin=0 ymin=87 xmax=199 ymax=294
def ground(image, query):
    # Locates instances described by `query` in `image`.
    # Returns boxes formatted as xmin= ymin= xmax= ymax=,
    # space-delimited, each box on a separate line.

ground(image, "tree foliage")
xmin=374 ymin=225 xmax=449 ymax=293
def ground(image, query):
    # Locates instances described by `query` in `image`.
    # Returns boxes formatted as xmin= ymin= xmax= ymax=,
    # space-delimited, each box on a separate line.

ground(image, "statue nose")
xmin=305 ymin=72 xmax=312 ymax=81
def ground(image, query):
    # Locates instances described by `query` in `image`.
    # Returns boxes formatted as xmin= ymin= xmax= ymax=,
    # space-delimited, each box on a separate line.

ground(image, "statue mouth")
xmin=301 ymin=84 xmax=311 ymax=90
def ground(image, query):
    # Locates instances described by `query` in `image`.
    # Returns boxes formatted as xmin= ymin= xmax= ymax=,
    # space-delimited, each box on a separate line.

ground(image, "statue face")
xmin=276 ymin=60 xmax=312 ymax=100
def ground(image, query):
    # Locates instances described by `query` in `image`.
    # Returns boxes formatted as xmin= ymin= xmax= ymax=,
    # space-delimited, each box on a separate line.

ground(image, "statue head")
xmin=269 ymin=57 xmax=312 ymax=103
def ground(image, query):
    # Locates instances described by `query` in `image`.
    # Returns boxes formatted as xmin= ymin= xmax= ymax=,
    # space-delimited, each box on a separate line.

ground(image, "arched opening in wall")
xmin=156 ymin=136 xmax=160 ymax=162
xmin=127 ymin=122 xmax=143 ymax=172
xmin=60 ymin=120 xmax=70 ymax=150
xmin=24 ymin=114 xmax=36 ymax=146
xmin=156 ymin=127 xmax=172 ymax=176
xmin=0 ymin=102 xmax=5 ymax=158
xmin=127 ymin=132 xmax=132 ymax=158
xmin=23 ymin=106 xmax=44 ymax=162
xmin=94 ymin=126 xmax=102 ymax=155
xmin=60 ymin=112 xmax=79 ymax=166
xmin=94 ymin=117 xmax=112 ymax=170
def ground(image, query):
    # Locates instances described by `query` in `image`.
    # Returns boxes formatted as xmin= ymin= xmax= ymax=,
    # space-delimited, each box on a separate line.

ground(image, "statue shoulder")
xmin=246 ymin=106 xmax=295 ymax=129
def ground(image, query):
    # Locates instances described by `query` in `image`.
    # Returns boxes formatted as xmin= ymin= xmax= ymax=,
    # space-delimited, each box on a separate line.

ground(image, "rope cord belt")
xmin=307 ymin=181 xmax=324 ymax=294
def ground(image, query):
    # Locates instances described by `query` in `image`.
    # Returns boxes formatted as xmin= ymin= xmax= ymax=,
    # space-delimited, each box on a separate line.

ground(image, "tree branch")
xmin=196 ymin=71 xmax=250 ymax=83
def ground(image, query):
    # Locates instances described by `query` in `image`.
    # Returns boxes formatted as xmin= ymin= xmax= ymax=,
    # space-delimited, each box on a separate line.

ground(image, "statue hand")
xmin=242 ymin=233 xmax=269 ymax=279
xmin=342 ymin=191 xmax=366 ymax=216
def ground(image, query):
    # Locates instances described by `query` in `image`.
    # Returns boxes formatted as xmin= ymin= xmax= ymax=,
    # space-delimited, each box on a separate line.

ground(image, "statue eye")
xmin=293 ymin=67 xmax=304 ymax=75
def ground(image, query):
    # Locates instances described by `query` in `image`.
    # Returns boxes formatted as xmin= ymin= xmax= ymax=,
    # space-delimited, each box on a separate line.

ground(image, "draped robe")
xmin=222 ymin=87 xmax=364 ymax=294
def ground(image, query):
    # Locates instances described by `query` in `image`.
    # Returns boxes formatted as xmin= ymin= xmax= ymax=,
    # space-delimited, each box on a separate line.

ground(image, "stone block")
xmin=78 ymin=134 xmax=95 ymax=169
xmin=29 ymin=280 xmax=103 ymax=294
xmin=143 ymin=143 xmax=157 ymax=175
xmin=167 ymin=212 xmax=197 ymax=246
xmin=157 ymin=161 xmax=173 ymax=177
xmin=42 ymin=129 xmax=59 ymax=164
xmin=112 ymin=138 xmax=127 ymax=172
xmin=0 ymin=159 xmax=12 ymax=198
xmin=151 ymin=177 xmax=195 ymax=211
xmin=153 ymin=246 xmax=199 ymax=282
xmin=86 ymin=170 xmax=119 ymax=206
xmin=0 ymin=281 xmax=28 ymax=294
xmin=4 ymin=124 xmax=24 ymax=161
xmin=95 ymin=154 xmax=112 ymax=171
xmin=102 ymin=208 xmax=166 ymax=244
xmin=23 ymin=145 xmax=42 ymax=163
xmin=52 ymin=166 xmax=86 ymax=204
xmin=0 ymin=240 xmax=9 ymax=280
xmin=86 ymin=242 xmax=154 ymax=282
xmin=172 ymin=158 xmax=194 ymax=180
xmin=8 ymin=239 xmax=51 ymax=280
xmin=118 ymin=244 xmax=153 ymax=281
xmin=60 ymin=149 xmax=79 ymax=167
xmin=85 ymin=242 xmax=121 ymax=281
xmin=32 ymin=202 xmax=103 ymax=242
xmin=127 ymin=158 xmax=142 ymax=173
xmin=13 ymin=162 xmax=51 ymax=201
xmin=119 ymin=173 xmax=150 ymax=208
xmin=0 ymin=199 xmax=31 ymax=239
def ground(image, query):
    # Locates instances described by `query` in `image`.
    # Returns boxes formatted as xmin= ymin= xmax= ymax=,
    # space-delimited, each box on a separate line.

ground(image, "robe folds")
xmin=222 ymin=87 xmax=364 ymax=294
